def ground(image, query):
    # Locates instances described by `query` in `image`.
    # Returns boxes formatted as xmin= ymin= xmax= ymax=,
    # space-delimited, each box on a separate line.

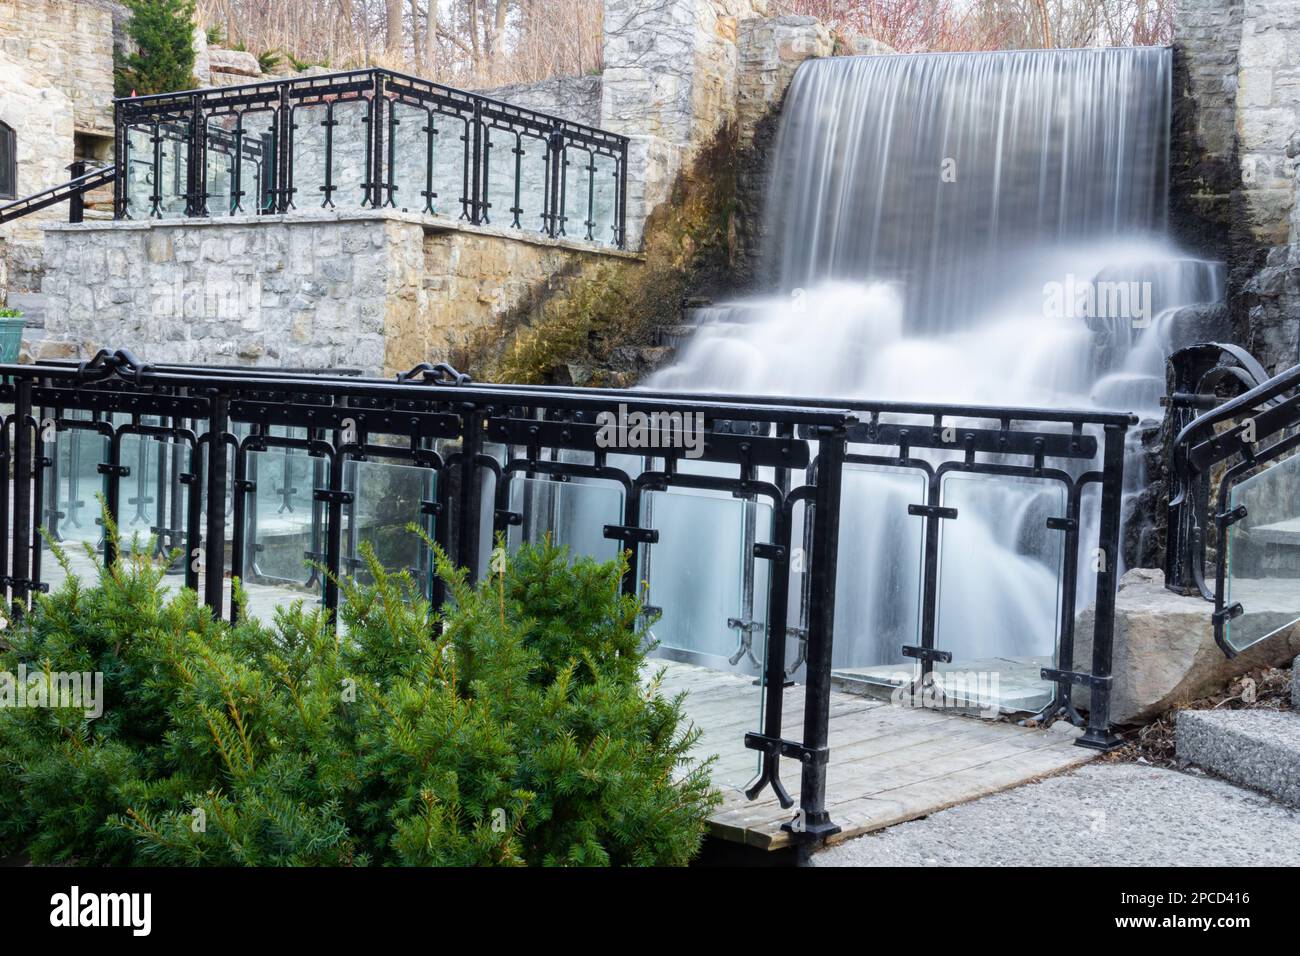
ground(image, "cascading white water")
xmin=648 ymin=47 xmax=1224 ymax=697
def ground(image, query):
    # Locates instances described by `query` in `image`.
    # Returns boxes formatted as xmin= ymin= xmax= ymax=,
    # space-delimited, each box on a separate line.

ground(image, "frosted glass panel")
xmin=935 ymin=472 xmax=1065 ymax=713
xmin=639 ymin=487 xmax=772 ymax=789
xmin=640 ymin=488 xmax=773 ymax=666
xmin=1225 ymin=453 xmax=1300 ymax=653
xmin=829 ymin=464 xmax=927 ymax=688
xmin=506 ymin=475 xmax=624 ymax=565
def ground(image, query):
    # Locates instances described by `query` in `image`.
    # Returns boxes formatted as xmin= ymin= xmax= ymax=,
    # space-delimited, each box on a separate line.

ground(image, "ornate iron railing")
xmin=112 ymin=69 xmax=629 ymax=248
xmin=1167 ymin=346 xmax=1300 ymax=657
xmin=0 ymin=352 xmax=1132 ymax=845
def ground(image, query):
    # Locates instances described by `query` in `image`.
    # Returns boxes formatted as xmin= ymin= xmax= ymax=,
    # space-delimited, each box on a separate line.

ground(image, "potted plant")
xmin=0 ymin=306 xmax=23 ymax=363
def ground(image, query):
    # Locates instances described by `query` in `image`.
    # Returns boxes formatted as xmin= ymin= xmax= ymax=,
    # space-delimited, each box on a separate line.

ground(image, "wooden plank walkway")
xmin=657 ymin=660 xmax=1097 ymax=850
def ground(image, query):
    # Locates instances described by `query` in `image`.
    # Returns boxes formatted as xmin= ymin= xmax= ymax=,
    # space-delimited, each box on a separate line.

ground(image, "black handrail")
xmin=1167 ymin=350 xmax=1300 ymax=655
xmin=0 ymin=162 xmax=116 ymax=226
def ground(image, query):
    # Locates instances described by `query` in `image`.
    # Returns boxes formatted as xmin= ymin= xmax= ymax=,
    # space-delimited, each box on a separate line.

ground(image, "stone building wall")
xmin=0 ymin=0 xmax=124 ymax=306
xmin=731 ymin=15 xmax=834 ymax=287
xmin=37 ymin=211 xmax=640 ymax=374
xmin=1173 ymin=0 xmax=1300 ymax=374
xmin=0 ymin=0 xmax=121 ymax=137
xmin=599 ymin=0 xmax=768 ymax=248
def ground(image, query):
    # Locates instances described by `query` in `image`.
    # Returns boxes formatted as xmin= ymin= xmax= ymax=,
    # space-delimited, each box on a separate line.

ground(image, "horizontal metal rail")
xmin=0 ymin=163 xmax=116 ymax=226
xmin=0 ymin=350 xmax=1132 ymax=844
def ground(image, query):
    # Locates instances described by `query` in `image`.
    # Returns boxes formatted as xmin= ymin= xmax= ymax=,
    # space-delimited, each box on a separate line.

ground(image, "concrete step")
xmin=1176 ymin=708 xmax=1300 ymax=808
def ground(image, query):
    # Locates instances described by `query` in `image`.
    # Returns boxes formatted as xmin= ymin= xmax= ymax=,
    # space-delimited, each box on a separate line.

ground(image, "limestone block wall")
xmin=600 ymin=0 xmax=768 ymax=247
xmin=0 ymin=48 xmax=75 ymax=294
xmin=1173 ymin=0 xmax=1300 ymax=373
xmin=37 ymin=211 xmax=640 ymax=376
xmin=732 ymin=15 xmax=834 ymax=286
xmin=0 ymin=0 xmax=121 ymax=137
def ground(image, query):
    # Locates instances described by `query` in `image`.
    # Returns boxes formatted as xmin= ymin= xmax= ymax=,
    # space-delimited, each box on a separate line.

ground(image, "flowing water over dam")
xmin=645 ymin=47 xmax=1224 ymax=701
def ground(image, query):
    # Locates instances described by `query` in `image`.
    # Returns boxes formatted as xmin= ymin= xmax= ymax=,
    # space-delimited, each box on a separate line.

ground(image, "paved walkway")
xmin=814 ymin=761 xmax=1300 ymax=866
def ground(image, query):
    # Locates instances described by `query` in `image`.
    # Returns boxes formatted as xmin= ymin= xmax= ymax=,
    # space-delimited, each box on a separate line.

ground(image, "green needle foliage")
xmin=0 ymin=525 xmax=718 ymax=866
xmin=115 ymin=0 xmax=199 ymax=96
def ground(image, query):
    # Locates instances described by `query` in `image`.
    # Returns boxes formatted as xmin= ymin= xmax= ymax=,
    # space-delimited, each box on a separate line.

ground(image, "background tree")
xmin=116 ymin=0 xmax=199 ymax=96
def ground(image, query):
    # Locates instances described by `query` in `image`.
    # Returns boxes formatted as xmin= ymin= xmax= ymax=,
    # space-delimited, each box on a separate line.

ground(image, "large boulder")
xmin=1073 ymin=568 xmax=1300 ymax=725
xmin=207 ymin=48 xmax=262 ymax=78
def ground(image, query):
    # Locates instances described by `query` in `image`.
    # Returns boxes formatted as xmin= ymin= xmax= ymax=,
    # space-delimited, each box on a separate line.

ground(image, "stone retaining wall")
xmin=37 ymin=211 xmax=640 ymax=375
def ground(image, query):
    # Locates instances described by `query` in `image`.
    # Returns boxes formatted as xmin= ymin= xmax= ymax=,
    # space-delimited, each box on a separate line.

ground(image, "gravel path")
xmin=815 ymin=762 xmax=1300 ymax=867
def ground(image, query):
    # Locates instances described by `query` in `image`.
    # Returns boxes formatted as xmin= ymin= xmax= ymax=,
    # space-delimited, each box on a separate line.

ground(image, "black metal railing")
xmin=0 ymin=352 xmax=1133 ymax=844
xmin=0 ymin=161 xmax=116 ymax=226
xmin=112 ymin=69 xmax=629 ymax=248
xmin=1167 ymin=345 xmax=1300 ymax=657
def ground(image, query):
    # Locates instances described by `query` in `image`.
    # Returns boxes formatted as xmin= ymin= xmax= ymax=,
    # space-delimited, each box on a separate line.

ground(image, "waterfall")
xmin=646 ymin=47 xmax=1223 ymax=700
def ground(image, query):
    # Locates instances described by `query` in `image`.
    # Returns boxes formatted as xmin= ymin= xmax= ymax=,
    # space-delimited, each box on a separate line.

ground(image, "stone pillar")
xmin=600 ymin=0 xmax=767 ymax=248
xmin=731 ymin=15 xmax=834 ymax=285
xmin=1173 ymin=0 xmax=1300 ymax=374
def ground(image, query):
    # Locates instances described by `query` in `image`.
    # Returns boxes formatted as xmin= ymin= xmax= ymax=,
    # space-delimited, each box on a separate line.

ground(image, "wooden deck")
xmin=658 ymin=660 xmax=1097 ymax=850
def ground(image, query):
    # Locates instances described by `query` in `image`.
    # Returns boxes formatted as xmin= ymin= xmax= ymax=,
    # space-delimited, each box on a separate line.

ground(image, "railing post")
xmin=276 ymin=86 xmax=291 ymax=213
xmin=203 ymin=393 xmax=229 ymax=616
xmin=617 ymin=138 xmax=628 ymax=249
xmin=1079 ymin=423 xmax=1127 ymax=750
xmin=457 ymin=406 xmax=484 ymax=583
xmin=186 ymin=94 xmax=208 ymax=217
xmin=370 ymin=71 xmax=388 ymax=209
xmin=66 ymin=161 xmax=87 ymax=223
xmin=791 ymin=425 xmax=846 ymax=852
xmin=546 ymin=130 xmax=562 ymax=238
xmin=11 ymin=378 xmax=33 ymax=616
xmin=112 ymin=101 xmax=126 ymax=219
xmin=470 ymin=101 xmax=483 ymax=226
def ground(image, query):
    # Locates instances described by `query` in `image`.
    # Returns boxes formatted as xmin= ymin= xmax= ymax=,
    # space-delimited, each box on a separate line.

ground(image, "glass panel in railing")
xmin=639 ymin=487 xmax=773 ymax=790
xmin=429 ymin=110 xmax=469 ymax=219
xmin=590 ymin=150 xmax=618 ymax=246
xmin=560 ymin=145 xmax=594 ymax=241
xmin=123 ymin=125 xmax=156 ymax=218
xmin=237 ymin=110 xmax=279 ymax=214
xmin=243 ymin=446 xmax=322 ymax=592
xmin=289 ymin=103 xmax=328 ymax=210
xmin=829 ymin=464 xmax=927 ymax=698
xmin=203 ymin=118 xmax=237 ymax=216
xmin=506 ymin=475 xmax=624 ymax=565
xmin=154 ymin=120 xmax=192 ymax=219
xmin=389 ymin=101 xmax=432 ymax=214
xmin=1225 ymin=452 xmax=1300 ymax=653
xmin=331 ymin=99 xmax=371 ymax=208
xmin=934 ymin=472 xmax=1066 ymax=715
xmin=483 ymin=125 xmax=518 ymax=229
xmin=43 ymin=423 xmax=108 ymax=549
xmin=511 ymin=130 xmax=550 ymax=233
xmin=341 ymin=458 xmax=436 ymax=597
xmin=117 ymin=433 xmax=191 ymax=565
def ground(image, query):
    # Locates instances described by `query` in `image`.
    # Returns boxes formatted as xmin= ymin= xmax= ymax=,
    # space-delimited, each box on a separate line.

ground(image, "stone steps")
xmin=1175 ymin=656 xmax=1300 ymax=808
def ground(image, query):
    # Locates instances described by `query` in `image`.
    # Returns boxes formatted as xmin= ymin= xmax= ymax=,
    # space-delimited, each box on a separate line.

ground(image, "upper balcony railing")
xmin=112 ymin=68 xmax=629 ymax=249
